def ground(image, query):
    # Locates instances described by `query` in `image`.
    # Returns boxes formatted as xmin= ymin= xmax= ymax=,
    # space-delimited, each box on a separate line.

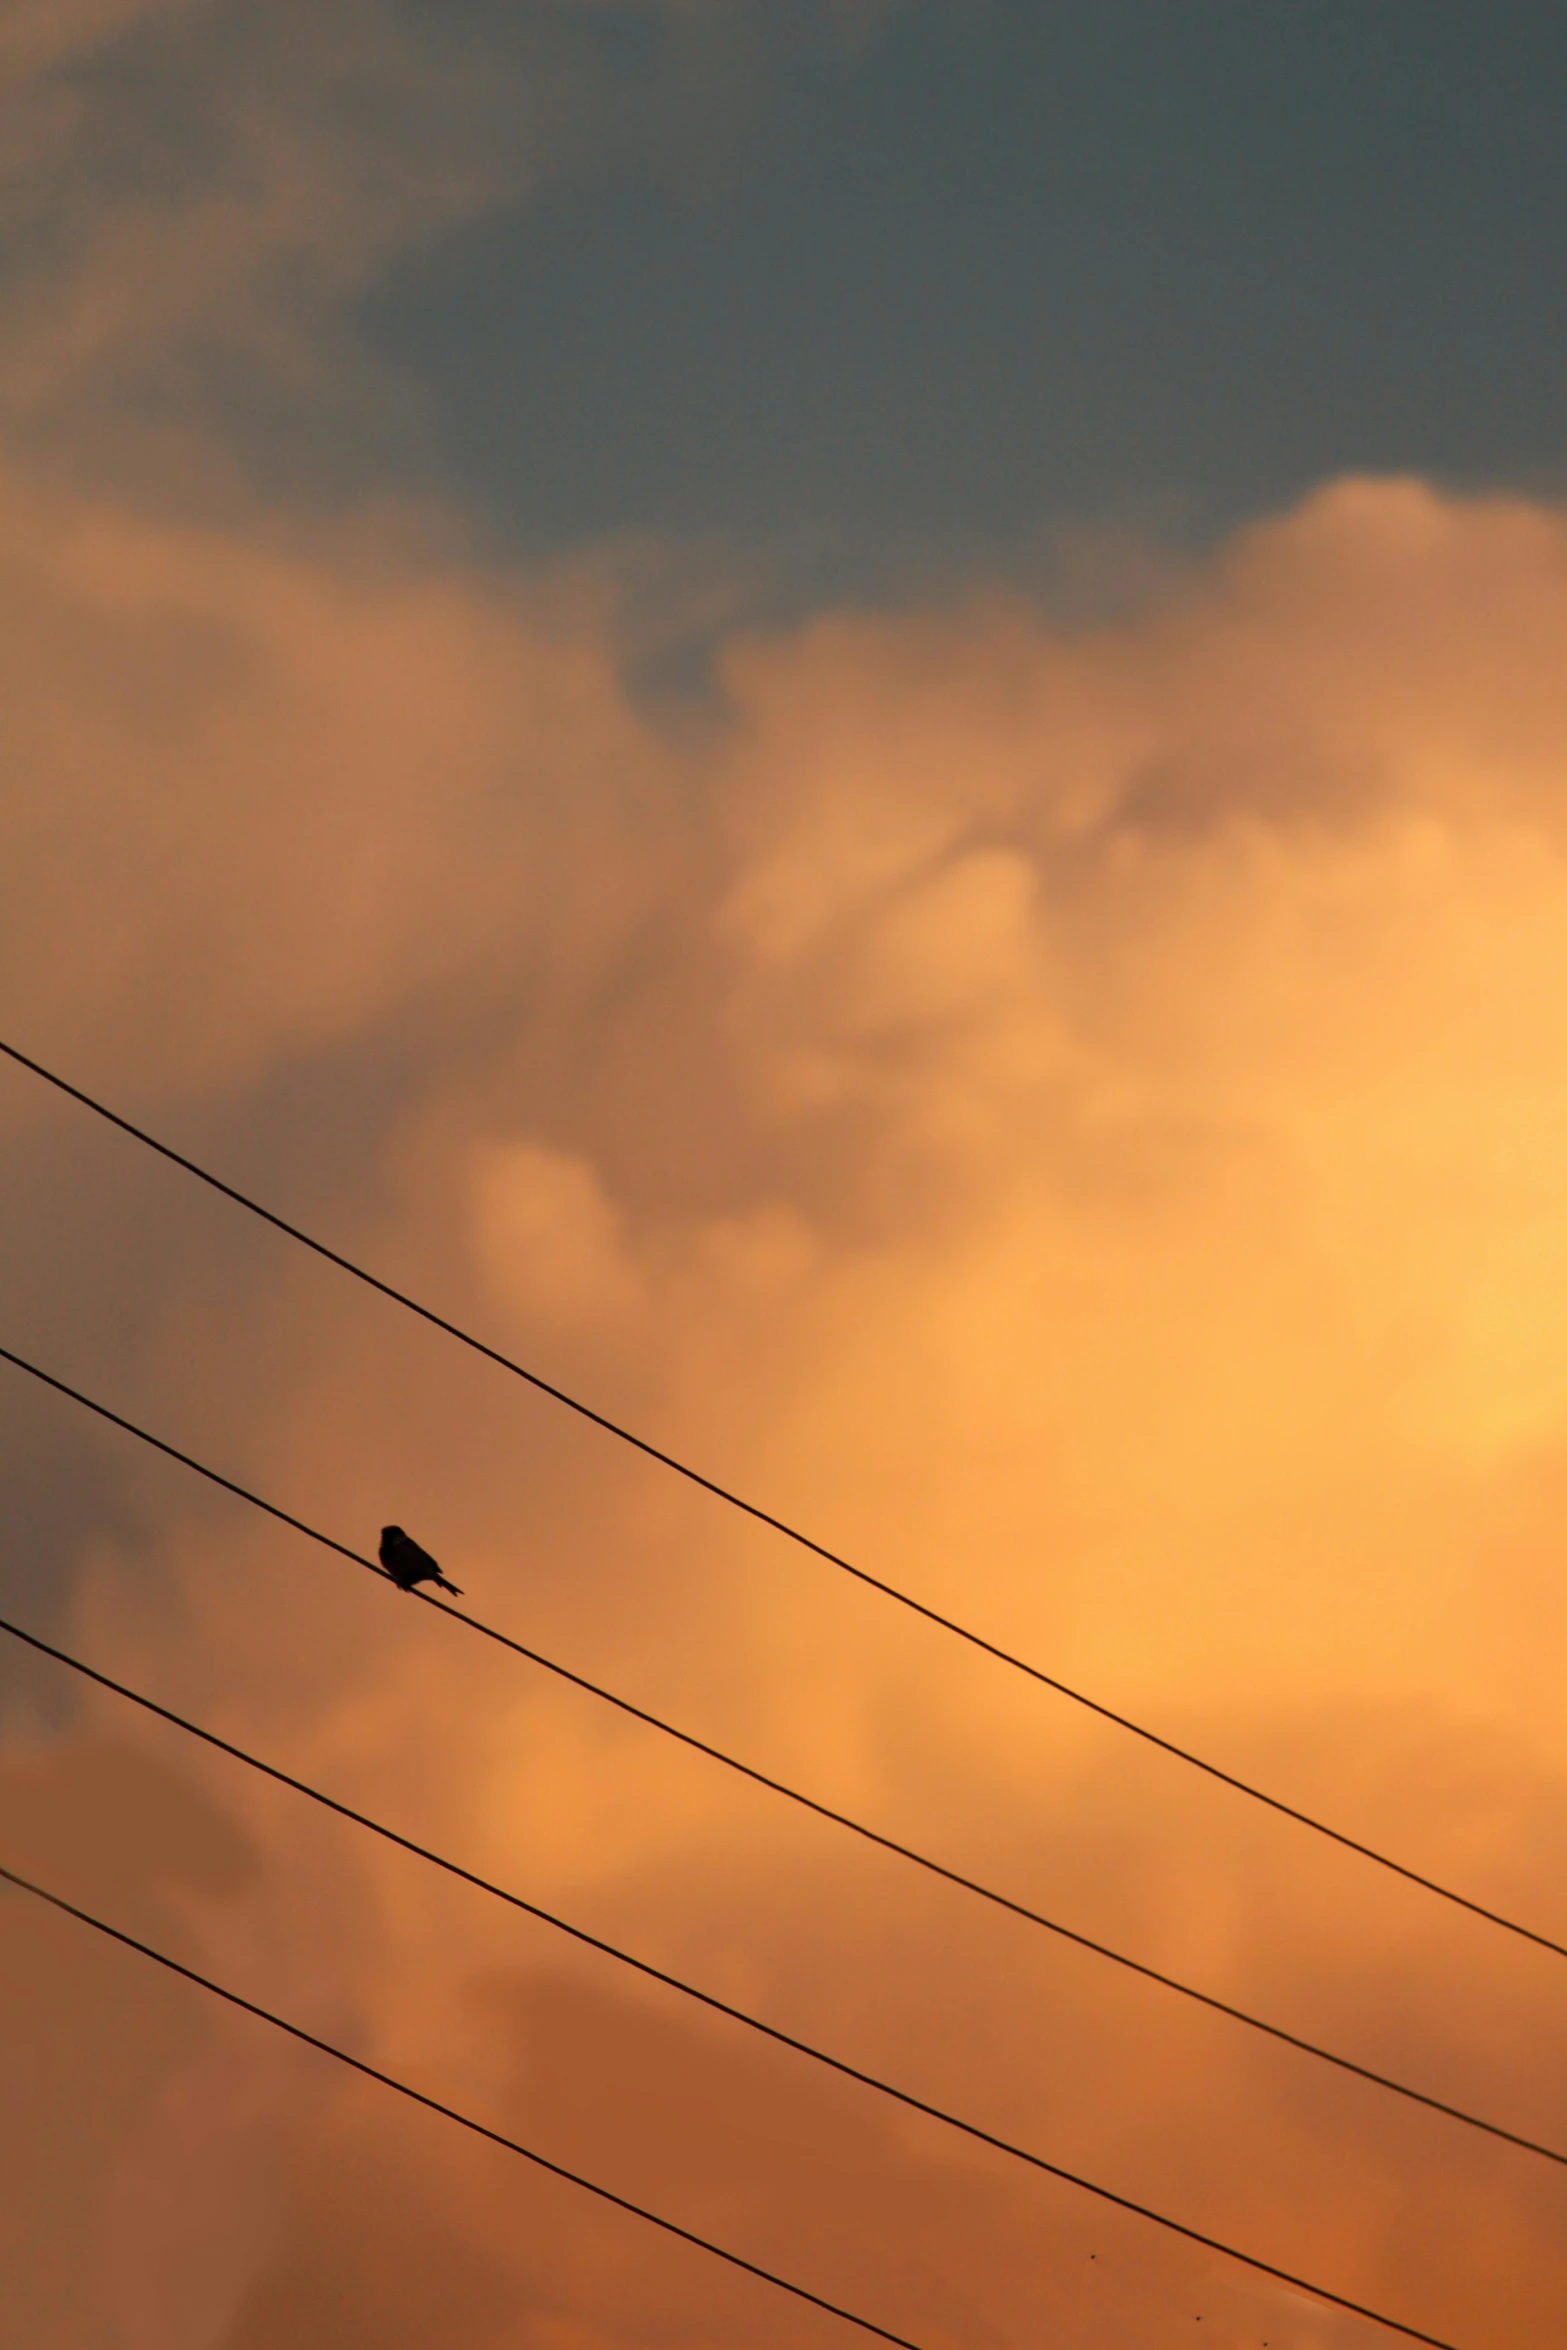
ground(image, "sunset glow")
xmin=4 ymin=10 xmax=1567 ymax=2348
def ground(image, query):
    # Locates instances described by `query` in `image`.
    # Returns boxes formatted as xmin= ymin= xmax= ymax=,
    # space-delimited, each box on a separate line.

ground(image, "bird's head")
xmin=381 ymin=1524 xmax=404 ymax=1543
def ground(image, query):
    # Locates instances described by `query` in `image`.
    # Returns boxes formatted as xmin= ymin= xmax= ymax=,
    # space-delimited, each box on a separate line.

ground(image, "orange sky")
xmin=4 ymin=9 xmax=1567 ymax=2350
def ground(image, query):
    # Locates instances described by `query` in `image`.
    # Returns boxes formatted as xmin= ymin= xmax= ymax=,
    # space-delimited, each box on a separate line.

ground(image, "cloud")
xmin=6 ymin=462 xmax=1567 ymax=2346
xmin=0 ymin=0 xmax=922 ymax=500
xmin=0 ymin=1738 xmax=265 ymax=2350
xmin=0 ymin=0 xmax=552 ymax=484
xmin=0 ymin=0 xmax=196 ymax=87
xmin=3 ymin=21 xmax=1567 ymax=2327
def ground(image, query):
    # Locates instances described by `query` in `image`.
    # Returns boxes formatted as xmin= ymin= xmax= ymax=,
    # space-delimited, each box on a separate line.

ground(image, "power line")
xmin=11 ymin=1610 xmax=1565 ymax=2183
xmin=1 ymin=1036 xmax=1559 ymax=1962
xmin=0 ymin=1858 xmax=1469 ymax=2350
xmin=0 ymin=1859 xmax=926 ymax=2350
xmin=5 ymin=1345 xmax=1563 ymax=2166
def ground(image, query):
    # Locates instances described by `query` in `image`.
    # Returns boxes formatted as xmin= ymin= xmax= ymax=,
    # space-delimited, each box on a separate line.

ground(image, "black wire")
xmin=4 ymin=1347 xmax=1563 ymax=2168
xmin=0 ymin=1860 xmax=929 ymax=2350
xmin=0 ymin=1860 xmax=1469 ymax=2350
xmin=12 ymin=1610 xmax=1566 ymax=2182
xmin=1 ymin=1036 xmax=1561 ymax=1961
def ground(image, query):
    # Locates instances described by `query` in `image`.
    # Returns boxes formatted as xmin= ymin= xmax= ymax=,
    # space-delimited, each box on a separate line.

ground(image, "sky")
xmin=3 ymin=6 xmax=1567 ymax=2347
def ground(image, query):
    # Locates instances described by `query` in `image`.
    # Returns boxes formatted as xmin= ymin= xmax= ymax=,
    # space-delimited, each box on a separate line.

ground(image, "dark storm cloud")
xmin=362 ymin=1 xmax=1567 ymax=585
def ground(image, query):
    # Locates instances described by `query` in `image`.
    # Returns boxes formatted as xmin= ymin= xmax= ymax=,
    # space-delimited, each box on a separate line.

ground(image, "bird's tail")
xmin=434 ymin=1572 xmax=464 ymax=1597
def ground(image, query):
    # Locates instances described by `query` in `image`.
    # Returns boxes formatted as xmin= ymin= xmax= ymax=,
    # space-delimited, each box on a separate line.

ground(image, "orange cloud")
xmin=6 ymin=466 xmax=1567 ymax=2347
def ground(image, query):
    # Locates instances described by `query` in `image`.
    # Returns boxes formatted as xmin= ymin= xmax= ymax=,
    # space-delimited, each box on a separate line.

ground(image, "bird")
xmin=379 ymin=1524 xmax=462 ymax=1597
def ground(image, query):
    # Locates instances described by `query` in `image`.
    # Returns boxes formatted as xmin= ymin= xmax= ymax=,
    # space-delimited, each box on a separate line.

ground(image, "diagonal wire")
xmin=0 ymin=1859 xmax=1469 ymax=2350
xmin=0 ymin=1859 xmax=926 ymax=2350
xmin=4 ymin=1343 xmax=1564 ymax=2167
xmin=12 ymin=1610 xmax=1567 ymax=2181
xmin=2 ymin=1034 xmax=1563 ymax=1960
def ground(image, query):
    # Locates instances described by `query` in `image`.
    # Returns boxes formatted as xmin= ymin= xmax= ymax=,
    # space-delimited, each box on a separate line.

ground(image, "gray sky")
xmin=362 ymin=1 xmax=1567 ymax=582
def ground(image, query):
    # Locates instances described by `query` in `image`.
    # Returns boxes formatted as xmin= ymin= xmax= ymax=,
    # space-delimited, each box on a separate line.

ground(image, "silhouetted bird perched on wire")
xmin=379 ymin=1524 xmax=462 ymax=1597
